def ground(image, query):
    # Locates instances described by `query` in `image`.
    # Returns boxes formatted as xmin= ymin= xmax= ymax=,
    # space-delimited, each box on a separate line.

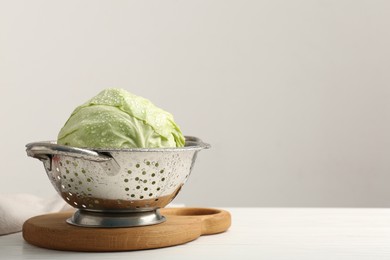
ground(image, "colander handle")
xmin=26 ymin=142 xmax=112 ymax=162
xmin=185 ymin=136 xmax=211 ymax=149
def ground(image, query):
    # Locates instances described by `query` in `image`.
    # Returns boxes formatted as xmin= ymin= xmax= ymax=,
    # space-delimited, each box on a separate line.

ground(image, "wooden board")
xmin=22 ymin=207 xmax=231 ymax=252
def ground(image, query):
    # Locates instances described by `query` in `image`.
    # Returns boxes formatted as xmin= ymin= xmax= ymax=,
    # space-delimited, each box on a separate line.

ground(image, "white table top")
xmin=2 ymin=207 xmax=390 ymax=260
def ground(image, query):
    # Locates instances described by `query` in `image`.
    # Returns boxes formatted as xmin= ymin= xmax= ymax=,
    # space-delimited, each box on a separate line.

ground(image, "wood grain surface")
xmin=22 ymin=207 xmax=231 ymax=252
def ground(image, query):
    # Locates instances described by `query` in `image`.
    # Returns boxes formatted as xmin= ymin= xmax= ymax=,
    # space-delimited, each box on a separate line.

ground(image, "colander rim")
xmin=26 ymin=136 xmax=210 ymax=153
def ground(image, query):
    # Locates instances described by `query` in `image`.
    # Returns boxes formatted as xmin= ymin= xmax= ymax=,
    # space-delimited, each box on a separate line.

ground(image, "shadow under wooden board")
xmin=22 ymin=207 xmax=231 ymax=252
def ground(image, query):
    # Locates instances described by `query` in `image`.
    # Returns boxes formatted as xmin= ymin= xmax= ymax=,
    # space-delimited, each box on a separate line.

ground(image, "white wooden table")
xmin=2 ymin=207 xmax=390 ymax=259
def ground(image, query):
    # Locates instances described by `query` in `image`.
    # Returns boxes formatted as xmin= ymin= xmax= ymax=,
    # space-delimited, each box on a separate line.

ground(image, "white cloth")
xmin=0 ymin=193 xmax=72 ymax=236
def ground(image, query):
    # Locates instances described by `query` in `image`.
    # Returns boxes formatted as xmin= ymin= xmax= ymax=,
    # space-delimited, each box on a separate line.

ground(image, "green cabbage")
xmin=57 ymin=88 xmax=185 ymax=148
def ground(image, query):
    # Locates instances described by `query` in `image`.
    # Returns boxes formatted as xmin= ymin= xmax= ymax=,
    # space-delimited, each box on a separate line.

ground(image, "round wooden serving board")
xmin=23 ymin=207 xmax=231 ymax=252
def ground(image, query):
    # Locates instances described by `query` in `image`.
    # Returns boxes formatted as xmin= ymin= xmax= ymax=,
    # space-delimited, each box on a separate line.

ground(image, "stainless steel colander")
xmin=26 ymin=136 xmax=209 ymax=228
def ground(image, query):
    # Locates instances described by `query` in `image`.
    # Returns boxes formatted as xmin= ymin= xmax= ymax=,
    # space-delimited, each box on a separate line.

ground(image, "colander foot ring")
xmin=66 ymin=209 xmax=166 ymax=228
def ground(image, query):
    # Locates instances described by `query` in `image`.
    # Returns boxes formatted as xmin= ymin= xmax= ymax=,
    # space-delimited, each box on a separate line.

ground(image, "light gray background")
xmin=1 ymin=0 xmax=389 ymax=207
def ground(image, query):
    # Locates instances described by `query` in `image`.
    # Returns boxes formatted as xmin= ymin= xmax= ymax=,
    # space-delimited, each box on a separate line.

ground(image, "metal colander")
xmin=26 ymin=136 xmax=209 ymax=227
